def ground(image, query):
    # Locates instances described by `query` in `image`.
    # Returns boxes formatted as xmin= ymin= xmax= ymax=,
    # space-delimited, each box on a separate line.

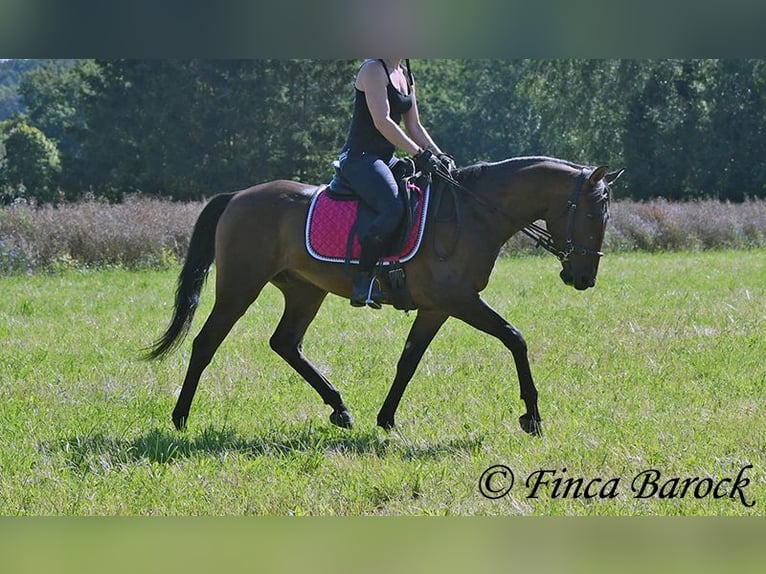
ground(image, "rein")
xmin=430 ymin=164 xmax=602 ymax=263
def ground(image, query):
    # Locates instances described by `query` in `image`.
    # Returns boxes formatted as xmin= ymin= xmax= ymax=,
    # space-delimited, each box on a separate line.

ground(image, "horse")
xmin=146 ymin=156 xmax=624 ymax=436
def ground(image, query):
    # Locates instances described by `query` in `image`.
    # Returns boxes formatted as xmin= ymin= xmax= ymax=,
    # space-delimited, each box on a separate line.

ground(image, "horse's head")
xmin=547 ymin=166 xmax=624 ymax=291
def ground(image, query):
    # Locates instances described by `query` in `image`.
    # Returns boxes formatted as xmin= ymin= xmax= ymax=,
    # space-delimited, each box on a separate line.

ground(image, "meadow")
xmin=0 ymin=249 xmax=763 ymax=515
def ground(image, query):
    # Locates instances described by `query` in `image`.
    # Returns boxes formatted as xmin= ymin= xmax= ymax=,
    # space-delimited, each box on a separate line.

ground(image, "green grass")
xmin=0 ymin=250 xmax=764 ymax=515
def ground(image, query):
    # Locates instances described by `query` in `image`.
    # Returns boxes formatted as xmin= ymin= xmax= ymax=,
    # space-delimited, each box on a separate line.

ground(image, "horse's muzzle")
xmin=573 ymin=276 xmax=596 ymax=290
xmin=560 ymin=261 xmax=596 ymax=290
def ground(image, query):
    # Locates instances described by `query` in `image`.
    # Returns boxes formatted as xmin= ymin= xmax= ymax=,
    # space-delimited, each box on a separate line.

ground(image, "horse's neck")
xmin=476 ymin=161 xmax=568 ymax=240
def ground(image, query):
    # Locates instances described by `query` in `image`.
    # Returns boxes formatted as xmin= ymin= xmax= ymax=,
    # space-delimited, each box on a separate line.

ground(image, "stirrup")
xmin=364 ymin=276 xmax=382 ymax=310
xmin=350 ymin=272 xmax=384 ymax=310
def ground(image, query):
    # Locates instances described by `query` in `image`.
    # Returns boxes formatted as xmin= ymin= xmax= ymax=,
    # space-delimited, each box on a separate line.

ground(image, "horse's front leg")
xmin=451 ymin=295 xmax=542 ymax=436
xmin=377 ymin=310 xmax=449 ymax=430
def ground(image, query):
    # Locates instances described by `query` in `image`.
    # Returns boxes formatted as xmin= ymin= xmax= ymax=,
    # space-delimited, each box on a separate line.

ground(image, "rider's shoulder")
xmin=356 ymin=60 xmax=388 ymax=89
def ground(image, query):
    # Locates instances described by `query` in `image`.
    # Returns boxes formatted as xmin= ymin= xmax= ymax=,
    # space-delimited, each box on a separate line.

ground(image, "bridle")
xmin=520 ymin=168 xmax=606 ymax=262
xmin=432 ymin=164 xmax=605 ymax=264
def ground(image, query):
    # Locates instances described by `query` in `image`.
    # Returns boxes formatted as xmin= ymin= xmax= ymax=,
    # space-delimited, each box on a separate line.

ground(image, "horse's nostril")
xmin=579 ymin=275 xmax=596 ymax=288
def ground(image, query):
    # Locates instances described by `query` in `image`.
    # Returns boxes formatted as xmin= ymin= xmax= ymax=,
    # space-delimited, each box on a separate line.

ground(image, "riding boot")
xmin=350 ymin=233 xmax=388 ymax=309
xmin=350 ymin=270 xmax=376 ymax=308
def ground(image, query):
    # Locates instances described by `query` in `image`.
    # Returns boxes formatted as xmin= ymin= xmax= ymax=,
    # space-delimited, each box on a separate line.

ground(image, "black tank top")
xmin=341 ymin=60 xmax=413 ymax=161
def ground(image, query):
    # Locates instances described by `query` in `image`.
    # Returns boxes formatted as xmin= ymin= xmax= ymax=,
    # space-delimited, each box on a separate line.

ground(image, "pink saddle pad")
xmin=305 ymin=184 xmax=429 ymax=265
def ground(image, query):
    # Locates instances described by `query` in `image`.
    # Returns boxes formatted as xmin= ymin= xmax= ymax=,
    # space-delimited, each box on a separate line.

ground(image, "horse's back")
xmin=221 ymin=179 xmax=315 ymax=222
xmin=230 ymin=179 xmax=316 ymax=205
xmin=213 ymin=179 xmax=319 ymax=272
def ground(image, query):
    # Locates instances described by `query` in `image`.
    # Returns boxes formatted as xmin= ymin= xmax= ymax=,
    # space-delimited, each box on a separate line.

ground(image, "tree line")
xmin=1 ymin=59 xmax=765 ymax=204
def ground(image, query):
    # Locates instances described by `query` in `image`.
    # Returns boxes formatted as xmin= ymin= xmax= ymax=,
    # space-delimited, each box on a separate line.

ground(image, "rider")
xmin=338 ymin=58 xmax=450 ymax=308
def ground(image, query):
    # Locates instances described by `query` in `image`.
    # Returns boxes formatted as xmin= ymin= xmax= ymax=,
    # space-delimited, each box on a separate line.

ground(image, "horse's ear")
xmin=588 ymin=166 xmax=609 ymax=185
xmin=605 ymin=168 xmax=625 ymax=185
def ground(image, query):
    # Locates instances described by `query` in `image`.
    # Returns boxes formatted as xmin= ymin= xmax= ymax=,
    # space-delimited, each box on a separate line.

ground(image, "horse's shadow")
xmin=55 ymin=423 xmax=485 ymax=468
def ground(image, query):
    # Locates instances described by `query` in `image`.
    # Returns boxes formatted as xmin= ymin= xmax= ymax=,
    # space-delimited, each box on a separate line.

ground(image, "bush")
xmin=1 ymin=195 xmax=765 ymax=275
xmin=0 ymin=195 xmax=203 ymax=273
xmin=603 ymin=198 xmax=766 ymax=253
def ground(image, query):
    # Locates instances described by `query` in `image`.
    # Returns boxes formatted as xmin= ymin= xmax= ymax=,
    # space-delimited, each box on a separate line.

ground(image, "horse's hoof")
xmin=519 ymin=414 xmax=542 ymax=437
xmin=172 ymin=414 xmax=187 ymax=431
xmin=376 ymin=415 xmax=395 ymax=431
xmin=330 ymin=408 xmax=353 ymax=429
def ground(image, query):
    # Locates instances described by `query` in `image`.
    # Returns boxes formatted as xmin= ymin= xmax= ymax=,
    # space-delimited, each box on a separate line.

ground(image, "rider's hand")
xmin=413 ymin=149 xmax=442 ymax=175
xmin=437 ymin=153 xmax=456 ymax=173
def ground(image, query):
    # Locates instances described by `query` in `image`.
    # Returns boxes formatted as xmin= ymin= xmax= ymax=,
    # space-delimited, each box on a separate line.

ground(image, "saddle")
xmin=305 ymin=161 xmax=430 ymax=311
xmin=346 ymin=160 xmax=422 ymax=247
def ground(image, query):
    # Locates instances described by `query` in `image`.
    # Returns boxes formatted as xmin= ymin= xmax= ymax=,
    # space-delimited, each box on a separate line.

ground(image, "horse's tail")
xmin=144 ymin=192 xmax=236 ymax=360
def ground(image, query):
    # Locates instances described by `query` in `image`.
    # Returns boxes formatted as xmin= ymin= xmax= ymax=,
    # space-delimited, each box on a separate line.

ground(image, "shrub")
xmin=0 ymin=195 xmax=203 ymax=273
xmin=1 ymin=195 xmax=765 ymax=275
xmin=605 ymin=198 xmax=766 ymax=252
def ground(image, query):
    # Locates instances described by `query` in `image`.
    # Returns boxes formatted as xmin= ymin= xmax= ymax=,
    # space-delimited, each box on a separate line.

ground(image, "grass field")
xmin=0 ymin=250 xmax=764 ymax=515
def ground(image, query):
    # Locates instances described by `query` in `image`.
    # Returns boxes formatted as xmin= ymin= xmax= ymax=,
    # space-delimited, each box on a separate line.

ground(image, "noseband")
xmin=520 ymin=168 xmax=605 ymax=263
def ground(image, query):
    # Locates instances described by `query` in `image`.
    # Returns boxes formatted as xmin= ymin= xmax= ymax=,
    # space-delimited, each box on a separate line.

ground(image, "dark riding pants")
xmin=339 ymin=152 xmax=404 ymax=271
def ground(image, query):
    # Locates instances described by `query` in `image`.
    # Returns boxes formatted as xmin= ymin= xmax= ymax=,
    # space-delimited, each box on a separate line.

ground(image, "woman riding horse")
xmin=147 ymin=143 xmax=623 ymax=437
xmin=337 ymin=58 xmax=451 ymax=308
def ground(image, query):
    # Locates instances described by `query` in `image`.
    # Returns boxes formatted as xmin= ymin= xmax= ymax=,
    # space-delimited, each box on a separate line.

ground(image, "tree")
xmin=703 ymin=59 xmax=766 ymax=199
xmin=7 ymin=58 xmax=766 ymax=203
xmin=0 ymin=117 xmax=62 ymax=204
xmin=414 ymin=60 xmax=539 ymax=164
xmin=77 ymin=59 xmax=357 ymax=200
xmin=0 ymin=60 xmax=48 ymax=120
xmin=18 ymin=60 xmax=90 ymax=199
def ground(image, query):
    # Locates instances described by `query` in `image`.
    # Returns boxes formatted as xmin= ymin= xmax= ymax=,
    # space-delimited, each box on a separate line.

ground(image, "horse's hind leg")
xmin=172 ymin=287 xmax=261 ymax=430
xmin=270 ymin=279 xmax=352 ymax=428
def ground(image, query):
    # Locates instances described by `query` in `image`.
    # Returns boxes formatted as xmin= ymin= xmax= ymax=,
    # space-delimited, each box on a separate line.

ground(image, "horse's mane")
xmin=454 ymin=156 xmax=585 ymax=187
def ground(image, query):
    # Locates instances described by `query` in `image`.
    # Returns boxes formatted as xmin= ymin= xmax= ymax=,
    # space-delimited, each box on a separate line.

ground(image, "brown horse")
xmin=146 ymin=156 xmax=624 ymax=436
